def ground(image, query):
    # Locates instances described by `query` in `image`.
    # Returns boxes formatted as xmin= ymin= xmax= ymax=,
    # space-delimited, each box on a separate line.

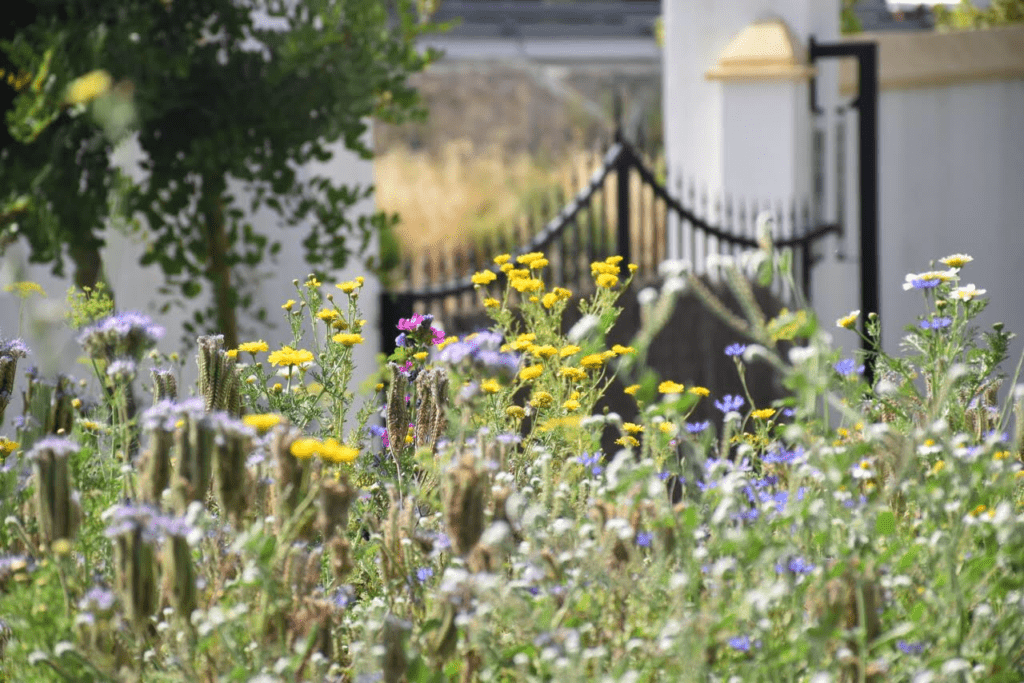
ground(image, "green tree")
xmin=1 ymin=0 xmax=439 ymax=347
xmin=935 ymin=0 xmax=1024 ymax=28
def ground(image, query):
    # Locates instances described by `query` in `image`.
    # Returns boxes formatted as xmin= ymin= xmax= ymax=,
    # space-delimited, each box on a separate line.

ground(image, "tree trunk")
xmin=200 ymin=175 xmax=238 ymax=349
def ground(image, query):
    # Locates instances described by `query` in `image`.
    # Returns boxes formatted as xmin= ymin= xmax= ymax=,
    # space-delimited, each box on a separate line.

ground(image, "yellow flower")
xmin=282 ymin=299 xmax=296 ymax=311
xmin=507 ymin=268 xmax=530 ymax=280
xmin=494 ymin=254 xmax=511 ymax=265
xmin=836 ymin=310 xmax=860 ymax=330
xmin=413 ymin=351 xmax=428 ymax=361
xmin=580 ymin=354 xmax=606 ymax=370
xmin=611 ymin=345 xmax=635 ymax=355
xmin=225 ymin=349 xmax=239 ymax=359
xmin=3 ymin=281 xmax=46 ymax=298
xmin=541 ymin=293 xmax=559 ymax=308
xmin=952 ymin=284 xmax=986 ymax=301
xmin=317 ymin=308 xmax=339 ymax=322
xmin=332 ymin=333 xmax=364 ymax=346
xmin=500 ymin=263 xmax=514 ymax=273
xmin=605 ymin=255 xmax=623 ymax=265
xmin=559 ymin=345 xmax=581 ymax=358
xmin=530 ymin=391 xmax=554 ymax=409
xmin=238 ymin=340 xmax=269 ymax=354
xmin=624 ymin=384 xmax=640 ymax=396
xmin=591 ymin=261 xmax=618 ymax=276
xmin=511 ymin=277 xmax=544 ymax=293
xmin=596 ymin=273 xmax=619 ymax=289
xmin=563 ymin=398 xmax=581 ymax=411
xmin=939 ymin=253 xmax=972 ymax=269
xmin=472 ymin=270 xmax=498 ymax=286
xmin=529 ymin=258 xmax=549 ymax=270
xmin=375 ymin=383 xmax=385 ymax=391
xmin=65 ymin=69 xmax=112 ymax=105
xmin=71 ymin=398 xmax=82 ymax=409
xmin=267 ymin=346 xmax=314 ymax=367
xmin=438 ymin=336 xmax=458 ymax=350
xmin=319 ymin=438 xmax=359 ymax=464
xmin=0 ymin=438 xmax=20 ymax=455
xmin=751 ymin=408 xmax=776 ymax=420
xmin=971 ymin=504 xmax=987 ymax=517
xmin=517 ymin=252 xmax=545 ymax=265
xmin=559 ymin=367 xmax=587 ymax=382
xmin=481 ymin=379 xmax=501 ymax=393
xmin=332 ymin=319 xmax=349 ymax=330
xmin=623 ymin=422 xmax=644 ymax=434
xmin=243 ymin=414 xmax=283 ymax=432
xmin=303 ymin=276 xmax=321 ymax=288
xmin=290 ymin=437 xmax=320 ymax=459
xmin=519 ymin=364 xmax=544 ymax=381
xmin=506 ymin=406 xmax=526 ymax=420
xmin=531 ymin=345 xmax=558 ymax=359
xmin=628 ymin=264 xmax=638 ymax=273
xmin=80 ymin=420 xmax=106 ymax=433
xmin=658 ymin=381 xmax=685 ymax=394
xmin=688 ymin=386 xmax=710 ymax=397
xmin=659 ymin=422 xmax=677 ymax=434
xmin=483 ymin=298 xmax=500 ymax=308
xmin=615 ymin=436 xmax=640 ymax=448
xmin=336 ymin=279 xmax=363 ymax=294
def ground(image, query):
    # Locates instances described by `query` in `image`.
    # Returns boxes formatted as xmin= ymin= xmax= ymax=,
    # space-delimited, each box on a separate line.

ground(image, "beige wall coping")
xmin=840 ymin=25 xmax=1024 ymax=93
xmin=706 ymin=18 xmax=816 ymax=82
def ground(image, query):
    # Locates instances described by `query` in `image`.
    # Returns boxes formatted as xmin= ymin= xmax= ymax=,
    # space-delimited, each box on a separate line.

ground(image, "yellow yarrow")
xmin=580 ymin=354 xmax=607 ymax=370
xmin=559 ymin=345 xmax=581 ymax=358
xmin=0 ymin=438 xmax=20 ymax=455
xmin=624 ymin=384 xmax=640 ymax=396
xmin=623 ymin=423 xmax=644 ymax=434
xmin=519 ymin=364 xmax=544 ymax=381
xmin=481 ymin=379 xmax=501 ymax=393
xmin=559 ymin=367 xmax=587 ymax=382
xmin=243 ymin=414 xmax=283 ymax=432
xmin=605 ymin=255 xmax=623 ymax=265
xmin=562 ymin=398 xmax=581 ymax=411
xmin=615 ymin=436 xmax=640 ymax=448
xmin=238 ymin=340 xmax=269 ymax=355
xmin=529 ymin=344 xmax=558 ymax=359
xmin=268 ymin=346 xmax=314 ymax=367
xmin=751 ymin=408 xmax=776 ymax=420
xmin=483 ymin=298 xmax=500 ymax=308
xmin=596 ymin=273 xmax=619 ymax=289
xmin=591 ymin=261 xmax=618 ymax=276
xmin=659 ymin=381 xmax=685 ymax=394
xmin=611 ymin=345 xmax=635 ymax=356
xmin=3 ymin=281 xmax=46 ymax=298
xmin=511 ymin=277 xmax=544 ymax=293
xmin=688 ymin=386 xmax=710 ymax=397
xmin=659 ymin=422 xmax=677 ymax=434
xmin=494 ymin=254 xmax=511 ymax=266
xmin=517 ymin=252 xmax=545 ymax=266
xmin=530 ymin=391 xmax=554 ymax=409
xmin=506 ymin=406 xmax=526 ymax=420
xmin=507 ymin=268 xmax=530 ymax=280
xmin=472 ymin=270 xmax=498 ymax=286
xmin=332 ymin=333 xmax=364 ymax=346
xmin=500 ymin=263 xmax=514 ymax=274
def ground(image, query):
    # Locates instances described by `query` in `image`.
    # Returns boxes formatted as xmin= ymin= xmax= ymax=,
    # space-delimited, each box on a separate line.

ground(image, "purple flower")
xmin=575 ymin=452 xmax=603 ymax=476
xmin=685 ymin=421 xmax=711 ymax=434
xmin=909 ymin=278 xmax=941 ymax=289
xmin=657 ymin=470 xmax=670 ymax=481
xmin=897 ymin=640 xmax=926 ymax=655
xmin=415 ymin=566 xmax=434 ymax=583
xmin=714 ymin=395 xmax=744 ymax=413
xmin=775 ymin=556 xmax=815 ymax=574
xmin=724 ymin=343 xmax=747 ymax=357
xmin=397 ymin=313 xmax=428 ymax=332
xmin=635 ymin=531 xmax=652 ymax=548
xmin=728 ymin=635 xmax=751 ymax=652
xmin=919 ymin=317 xmax=952 ymax=331
xmin=394 ymin=333 xmax=408 ymax=348
xmin=78 ymin=312 xmax=164 ymax=361
xmin=0 ymin=338 xmax=29 ymax=359
xmin=834 ymin=358 xmax=865 ymax=377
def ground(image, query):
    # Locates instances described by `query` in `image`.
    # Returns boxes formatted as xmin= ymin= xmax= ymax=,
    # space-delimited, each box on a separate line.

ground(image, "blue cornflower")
xmin=897 ymin=640 xmax=926 ymax=655
xmin=657 ymin=470 xmax=670 ymax=481
xmin=728 ymin=635 xmax=751 ymax=652
xmin=834 ymin=358 xmax=865 ymax=377
xmin=714 ymin=394 xmax=744 ymax=413
xmin=724 ymin=343 xmax=748 ymax=357
xmin=919 ymin=317 xmax=952 ymax=330
xmin=575 ymin=452 xmax=603 ymax=476
xmin=685 ymin=420 xmax=711 ymax=434
xmin=635 ymin=531 xmax=652 ymax=548
xmin=762 ymin=445 xmax=804 ymax=465
xmin=775 ymin=556 xmax=815 ymax=574
xmin=415 ymin=566 xmax=434 ymax=583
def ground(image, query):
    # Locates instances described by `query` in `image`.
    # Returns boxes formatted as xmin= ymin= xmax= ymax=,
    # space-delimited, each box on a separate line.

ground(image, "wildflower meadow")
xmin=0 ymin=247 xmax=1022 ymax=682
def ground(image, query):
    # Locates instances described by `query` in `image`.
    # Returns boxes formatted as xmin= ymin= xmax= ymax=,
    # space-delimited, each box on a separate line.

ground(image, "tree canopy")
xmin=1 ymin=0 xmax=440 ymax=346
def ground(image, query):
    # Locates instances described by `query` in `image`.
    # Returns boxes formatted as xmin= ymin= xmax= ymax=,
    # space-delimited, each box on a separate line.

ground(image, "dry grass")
xmin=374 ymin=140 xmax=601 ymax=258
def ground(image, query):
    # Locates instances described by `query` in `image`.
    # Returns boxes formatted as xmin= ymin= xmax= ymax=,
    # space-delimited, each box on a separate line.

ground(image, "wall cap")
xmin=705 ymin=18 xmax=815 ymax=82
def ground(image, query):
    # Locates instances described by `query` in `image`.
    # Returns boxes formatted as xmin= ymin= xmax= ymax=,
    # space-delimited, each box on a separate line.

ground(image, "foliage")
xmin=934 ymin=0 xmax=1024 ymax=28
xmin=0 ymin=244 xmax=1023 ymax=682
xmin=0 ymin=0 xmax=441 ymax=347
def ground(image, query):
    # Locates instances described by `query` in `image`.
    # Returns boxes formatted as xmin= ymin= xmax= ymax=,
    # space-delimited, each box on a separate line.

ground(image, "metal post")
xmin=615 ymin=140 xmax=632 ymax=275
xmin=379 ymin=291 xmax=414 ymax=356
xmin=809 ymin=37 xmax=880 ymax=385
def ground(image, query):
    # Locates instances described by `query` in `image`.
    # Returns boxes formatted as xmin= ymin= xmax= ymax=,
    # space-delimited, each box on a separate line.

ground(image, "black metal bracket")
xmin=808 ymin=35 xmax=880 ymax=381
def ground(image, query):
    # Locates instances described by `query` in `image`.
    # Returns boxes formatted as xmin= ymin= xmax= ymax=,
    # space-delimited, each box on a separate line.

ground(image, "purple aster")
xmin=685 ymin=421 xmax=711 ymax=434
xmin=728 ymin=635 xmax=751 ymax=652
xmin=635 ymin=531 xmax=652 ymax=548
xmin=575 ymin=452 xmax=603 ymax=476
xmin=0 ymin=338 xmax=29 ymax=359
xmin=415 ymin=566 xmax=434 ymax=583
xmin=762 ymin=445 xmax=804 ymax=465
xmin=897 ymin=640 xmax=926 ymax=655
xmin=714 ymin=395 xmax=745 ymax=413
xmin=834 ymin=358 xmax=865 ymax=377
xmin=919 ymin=317 xmax=953 ymax=331
xmin=394 ymin=333 xmax=408 ymax=348
xmin=776 ymin=556 xmax=815 ymax=574
xmin=724 ymin=343 xmax=748 ymax=357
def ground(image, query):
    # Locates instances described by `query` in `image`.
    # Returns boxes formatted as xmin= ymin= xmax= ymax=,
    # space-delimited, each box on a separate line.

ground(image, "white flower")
xmin=952 ymin=284 xmax=986 ymax=300
xmin=657 ymin=259 xmax=691 ymax=278
xmin=637 ymin=287 xmax=659 ymax=306
xmin=939 ymin=253 xmax=973 ymax=269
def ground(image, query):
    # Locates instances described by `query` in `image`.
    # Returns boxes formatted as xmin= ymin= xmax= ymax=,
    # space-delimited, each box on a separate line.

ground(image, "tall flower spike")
xmin=197 ymin=335 xmax=242 ymax=416
xmin=151 ymin=369 xmax=177 ymax=403
xmin=139 ymin=401 xmax=177 ymax=504
xmin=170 ymin=401 xmax=215 ymax=514
xmin=28 ymin=437 xmax=82 ymax=544
xmin=386 ymin=363 xmax=410 ymax=459
xmin=212 ymin=414 xmax=254 ymax=527
xmin=112 ymin=520 xmax=159 ymax=629
xmin=161 ymin=532 xmax=197 ymax=623
xmin=444 ymin=450 xmax=488 ymax=557
xmin=0 ymin=338 xmax=28 ymax=425
xmin=48 ymin=375 xmax=76 ymax=436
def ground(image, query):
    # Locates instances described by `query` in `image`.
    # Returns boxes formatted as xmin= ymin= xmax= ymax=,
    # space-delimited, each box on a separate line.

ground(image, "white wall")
xmin=0 ymin=133 xmax=380 ymax=417
xmin=877 ymin=78 xmax=1024 ymax=370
